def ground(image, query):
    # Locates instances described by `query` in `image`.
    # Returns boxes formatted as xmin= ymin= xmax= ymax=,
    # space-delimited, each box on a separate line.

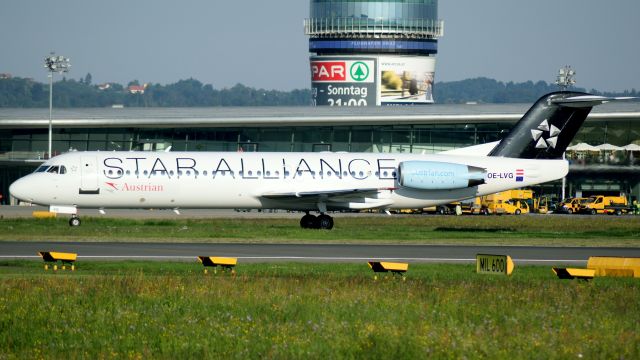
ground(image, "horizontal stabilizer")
xmin=551 ymin=95 xmax=638 ymax=108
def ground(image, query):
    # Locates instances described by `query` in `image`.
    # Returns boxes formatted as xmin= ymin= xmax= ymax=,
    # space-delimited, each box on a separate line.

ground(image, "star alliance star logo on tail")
xmin=530 ymin=119 xmax=561 ymax=149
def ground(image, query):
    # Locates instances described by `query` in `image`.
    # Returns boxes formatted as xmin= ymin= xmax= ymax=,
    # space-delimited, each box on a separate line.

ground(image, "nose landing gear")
xmin=69 ymin=215 xmax=81 ymax=227
xmin=299 ymin=212 xmax=334 ymax=230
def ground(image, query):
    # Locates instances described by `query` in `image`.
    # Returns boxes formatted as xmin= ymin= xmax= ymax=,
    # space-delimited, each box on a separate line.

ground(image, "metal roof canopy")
xmin=1 ymin=102 xmax=639 ymax=129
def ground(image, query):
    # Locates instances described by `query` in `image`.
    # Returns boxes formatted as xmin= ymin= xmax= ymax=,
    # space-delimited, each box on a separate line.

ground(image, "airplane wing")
xmin=261 ymin=187 xmax=388 ymax=199
xmin=260 ymin=187 xmax=395 ymax=210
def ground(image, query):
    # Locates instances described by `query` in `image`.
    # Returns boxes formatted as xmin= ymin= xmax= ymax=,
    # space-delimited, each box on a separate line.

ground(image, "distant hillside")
xmin=434 ymin=77 xmax=638 ymax=104
xmin=0 ymin=77 xmax=311 ymax=108
xmin=0 ymin=75 xmax=636 ymax=107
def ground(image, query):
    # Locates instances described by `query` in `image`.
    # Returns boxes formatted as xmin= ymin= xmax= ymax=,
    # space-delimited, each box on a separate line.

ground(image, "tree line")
xmin=0 ymin=76 xmax=311 ymax=107
xmin=0 ymin=74 xmax=636 ymax=107
xmin=434 ymin=77 xmax=638 ymax=104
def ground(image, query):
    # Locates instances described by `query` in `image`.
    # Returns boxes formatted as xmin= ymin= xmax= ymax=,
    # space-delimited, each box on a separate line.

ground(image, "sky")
xmin=1 ymin=0 xmax=638 ymax=92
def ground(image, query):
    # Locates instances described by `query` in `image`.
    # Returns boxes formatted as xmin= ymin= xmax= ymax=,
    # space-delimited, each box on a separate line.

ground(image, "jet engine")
xmin=398 ymin=161 xmax=486 ymax=190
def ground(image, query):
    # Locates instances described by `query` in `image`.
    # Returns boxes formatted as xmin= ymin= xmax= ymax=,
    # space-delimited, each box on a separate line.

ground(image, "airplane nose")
xmin=9 ymin=177 xmax=32 ymax=203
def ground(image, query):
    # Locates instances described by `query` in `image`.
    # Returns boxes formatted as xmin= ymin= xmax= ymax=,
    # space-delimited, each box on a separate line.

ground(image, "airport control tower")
xmin=305 ymin=0 xmax=443 ymax=106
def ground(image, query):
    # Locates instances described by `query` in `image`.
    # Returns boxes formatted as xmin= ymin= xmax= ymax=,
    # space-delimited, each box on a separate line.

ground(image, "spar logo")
xmin=350 ymin=62 xmax=369 ymax=82
xmin=311 ymin=60 xmax=374 ymax=82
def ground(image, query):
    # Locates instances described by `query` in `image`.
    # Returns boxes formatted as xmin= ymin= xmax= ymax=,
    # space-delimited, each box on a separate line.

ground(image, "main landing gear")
xmin=300 ymin=212 xmax=334 ymax=230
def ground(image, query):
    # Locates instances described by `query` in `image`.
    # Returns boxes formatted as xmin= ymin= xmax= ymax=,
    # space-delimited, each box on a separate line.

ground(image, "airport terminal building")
xmin=1 ymin=102 xmax=640 ymax=204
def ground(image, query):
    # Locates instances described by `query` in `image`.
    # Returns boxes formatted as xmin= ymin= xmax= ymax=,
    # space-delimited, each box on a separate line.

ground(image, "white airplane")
xmin=9 ymin=92 xmax=630 ymax=229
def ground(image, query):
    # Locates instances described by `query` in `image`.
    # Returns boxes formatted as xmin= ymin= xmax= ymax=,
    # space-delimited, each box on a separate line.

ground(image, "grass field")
xmin=1 ymin=215 xmax=639 ymax=246
xmin=1 ymin=261 xmax=638 ymax=358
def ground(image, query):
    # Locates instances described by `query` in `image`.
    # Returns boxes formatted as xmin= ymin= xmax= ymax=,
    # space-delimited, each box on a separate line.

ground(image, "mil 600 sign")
xmin=476 ymin=254 xmax=515 ymax=276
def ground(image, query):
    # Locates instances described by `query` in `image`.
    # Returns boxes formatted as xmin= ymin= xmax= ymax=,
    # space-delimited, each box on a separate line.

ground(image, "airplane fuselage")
xmin=10 ymin=151 xmax=567 ymax=211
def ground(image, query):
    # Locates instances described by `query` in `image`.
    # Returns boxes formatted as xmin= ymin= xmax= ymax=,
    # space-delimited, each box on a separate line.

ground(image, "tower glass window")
xmin=310 ymin=1 xmax=438 ymax=22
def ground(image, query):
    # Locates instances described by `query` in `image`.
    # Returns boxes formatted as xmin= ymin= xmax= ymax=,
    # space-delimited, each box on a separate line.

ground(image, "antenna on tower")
xmin=555 ymin=65 xmax=576 ymax=91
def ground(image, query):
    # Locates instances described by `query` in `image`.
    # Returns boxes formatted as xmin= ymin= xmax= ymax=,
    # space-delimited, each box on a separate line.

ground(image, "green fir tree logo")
xmin=350 ymin=62 xmax=369 ymax=82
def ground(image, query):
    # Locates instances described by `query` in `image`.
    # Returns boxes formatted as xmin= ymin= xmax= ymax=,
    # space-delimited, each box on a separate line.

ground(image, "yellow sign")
xmin=587 ymin=256 xmax=640 ymax=278
xmin=197 ymin=256 xmax=237 ymax=274
xmin=552 ymin=267 xmax=595 ymax=280
xmin=368 ymin=261 xmax=408 ymax=273
xmin=38 ymin=251 xmax=77 ymax=271
xmin=476 ymin=254 xmax=514 ymax=275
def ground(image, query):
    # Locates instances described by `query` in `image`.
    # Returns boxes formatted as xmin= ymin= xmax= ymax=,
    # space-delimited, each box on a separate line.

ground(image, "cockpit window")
xmin=34 ymin=165 xmax=66 ymax=174
xmin=34 ymin=165 xmax=67 ymax=174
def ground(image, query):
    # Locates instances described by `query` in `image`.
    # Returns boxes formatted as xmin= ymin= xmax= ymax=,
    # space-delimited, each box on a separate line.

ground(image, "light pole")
xmin=44 ymin=53 xmax=71 ymax=159
xmin=555 ymin=65 xmax=576 ymax=91
xmin=555 ymin=65 xmax=576 ymax=201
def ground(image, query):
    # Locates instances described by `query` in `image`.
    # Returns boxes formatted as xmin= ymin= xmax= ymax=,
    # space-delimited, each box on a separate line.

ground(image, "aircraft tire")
xmin=317 ymin=214 xmax=334 ymax=230
xmin=69 ymin=217 xmax=81 ymax=227
xmin=300 ymin=214 xmax=319 ymax=229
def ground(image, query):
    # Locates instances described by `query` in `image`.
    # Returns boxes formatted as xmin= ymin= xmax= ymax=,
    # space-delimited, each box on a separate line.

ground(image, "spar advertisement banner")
xmin=310 ymin=55 xmax=436 ymax=106
xmin=310 ymin=57 xmax=377 ymax=107
xmin=379 ymin=56 xmax=436 ymax=104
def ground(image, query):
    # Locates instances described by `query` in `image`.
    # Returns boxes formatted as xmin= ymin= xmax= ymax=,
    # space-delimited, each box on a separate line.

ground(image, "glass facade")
xmin=2 ymin=120 xmax=638 ymax=159
xmin=310 ymin=0 xmax=438 ymax=22
xmin=0 ymin=123 xmax=510 ymax=161
xmin=306 ymin=0 xmax=443 ymax=44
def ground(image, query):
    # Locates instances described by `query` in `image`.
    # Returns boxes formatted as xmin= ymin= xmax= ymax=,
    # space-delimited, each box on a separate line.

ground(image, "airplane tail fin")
xmin=488 ymin=92 xmax=628 ymax=159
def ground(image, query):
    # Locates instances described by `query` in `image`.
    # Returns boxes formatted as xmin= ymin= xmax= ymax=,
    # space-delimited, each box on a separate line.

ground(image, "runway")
xmin=2 ymin=241 xmax=639 ymax=265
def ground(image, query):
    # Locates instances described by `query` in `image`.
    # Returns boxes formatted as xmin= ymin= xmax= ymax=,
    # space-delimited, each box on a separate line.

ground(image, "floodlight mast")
xmin=44 ymin=52 xmax=71 ymax=159
xmin=555 ymin=65 xmax=576 ymax=201
xmin=555 ymin=65 xmax=576 ymax=91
